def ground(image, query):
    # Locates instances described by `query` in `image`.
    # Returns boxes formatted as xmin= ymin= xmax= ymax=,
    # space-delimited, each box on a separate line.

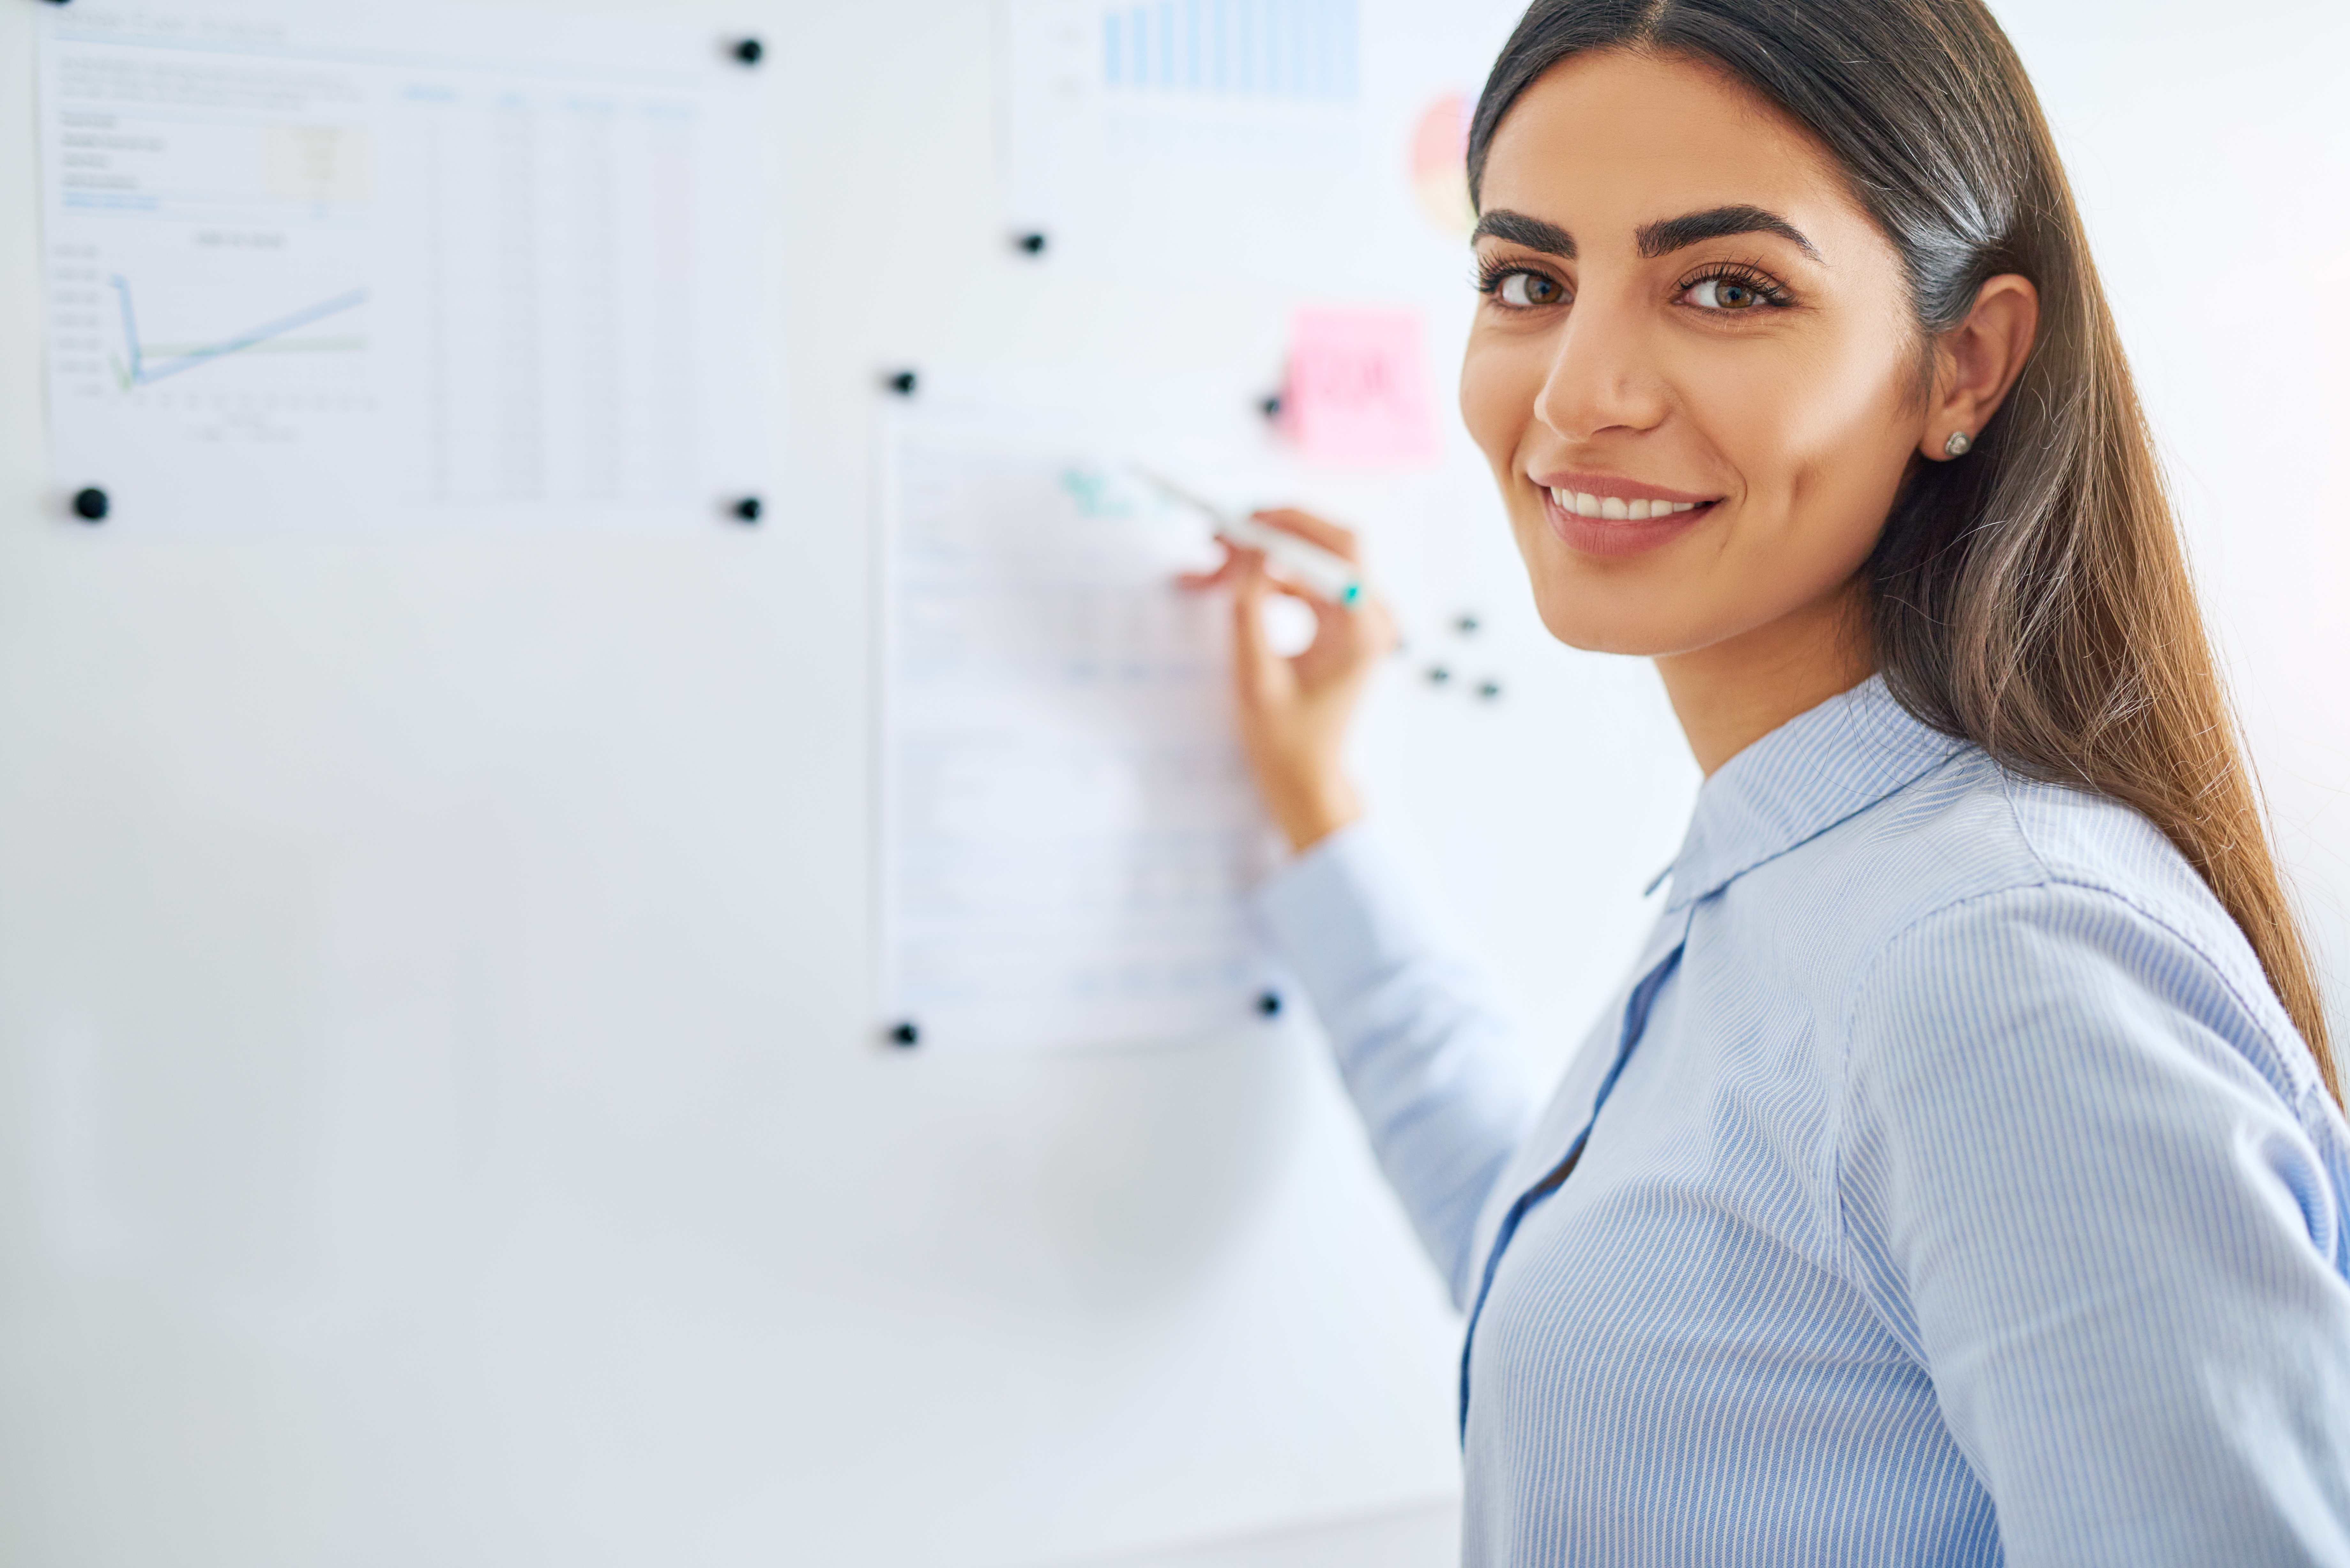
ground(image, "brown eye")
xmin=1684 ymin=277 xmax=1768 ymax=310
xmin=1497 ymin=271 xmax=1563 ymax=307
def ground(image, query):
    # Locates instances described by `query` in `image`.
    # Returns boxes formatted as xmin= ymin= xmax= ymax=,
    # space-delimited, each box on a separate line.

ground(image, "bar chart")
xmin=1100 ymin=0 xmax=1360 ymax=103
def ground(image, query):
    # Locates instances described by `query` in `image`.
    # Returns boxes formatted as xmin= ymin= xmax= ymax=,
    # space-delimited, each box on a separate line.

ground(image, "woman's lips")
xmin=1539 ymin=485 xmax=1717 ymax=558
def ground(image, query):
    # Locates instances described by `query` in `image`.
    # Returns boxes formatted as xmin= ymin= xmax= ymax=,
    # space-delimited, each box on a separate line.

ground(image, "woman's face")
xmin=1460 ymin=49 xmax=1927 ymax=659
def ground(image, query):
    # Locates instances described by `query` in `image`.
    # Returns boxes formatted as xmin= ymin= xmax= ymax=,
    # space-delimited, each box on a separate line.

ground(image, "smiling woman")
xmin=1182 ymin=0 xmax=2350 ymax=1563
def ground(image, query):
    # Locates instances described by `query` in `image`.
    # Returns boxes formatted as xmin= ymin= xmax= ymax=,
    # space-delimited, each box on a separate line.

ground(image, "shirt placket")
xmin=1456 ymin=901 xmax=1697 ymax=1440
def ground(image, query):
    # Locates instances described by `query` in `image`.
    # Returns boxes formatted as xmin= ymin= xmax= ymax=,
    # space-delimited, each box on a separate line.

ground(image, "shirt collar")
xmin=1659 ymin=674 xmax=1967 ymax=912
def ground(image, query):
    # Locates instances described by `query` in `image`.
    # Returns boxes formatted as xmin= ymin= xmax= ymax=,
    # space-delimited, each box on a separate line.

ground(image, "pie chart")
xmin=1411 ymin=91 xmax=1475 ymax=236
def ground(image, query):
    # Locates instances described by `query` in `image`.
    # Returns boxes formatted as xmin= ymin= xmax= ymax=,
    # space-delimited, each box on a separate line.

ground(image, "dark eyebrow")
xmin=1470 ymin=208 xmax=1575 ymax=258
xmin=1637 ymin=205 xmax=1820 ymax=262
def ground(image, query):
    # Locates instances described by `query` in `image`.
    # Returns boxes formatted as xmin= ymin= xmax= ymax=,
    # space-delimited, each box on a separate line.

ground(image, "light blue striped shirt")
xmin=1259 ymin=676 xmax=2350 ymax=1565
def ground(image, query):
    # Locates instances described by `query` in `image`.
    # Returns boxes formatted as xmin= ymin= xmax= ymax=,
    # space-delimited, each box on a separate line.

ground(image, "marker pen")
xmin=1126 ymin=464 xmax=1363 ymax=606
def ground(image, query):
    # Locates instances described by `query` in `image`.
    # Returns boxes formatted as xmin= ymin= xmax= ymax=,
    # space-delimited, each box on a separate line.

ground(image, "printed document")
xmin=880 ymin=372 xmax=1288 ymax=1051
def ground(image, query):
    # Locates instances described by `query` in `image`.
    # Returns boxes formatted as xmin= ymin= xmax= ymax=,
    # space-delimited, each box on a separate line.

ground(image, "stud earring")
xmin=1943 ymin=430 xmax=1973 ymax=458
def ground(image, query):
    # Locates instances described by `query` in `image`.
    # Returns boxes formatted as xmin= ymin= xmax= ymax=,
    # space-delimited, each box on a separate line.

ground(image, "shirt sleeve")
xmin=1839 ymin=882 xmax=2350 ymax=1567
xmin=1256 ymin=825 xmax=1536 ymax=1308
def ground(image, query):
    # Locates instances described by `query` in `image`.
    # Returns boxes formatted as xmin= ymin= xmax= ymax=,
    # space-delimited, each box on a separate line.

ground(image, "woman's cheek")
xmin=1681 ymin=346 xmax=1805 ymax=474
xmin=1459 ymin=332 xmax=1541 ymax=476
xmin=1742 ymin=354 xmax=1918 ymax=569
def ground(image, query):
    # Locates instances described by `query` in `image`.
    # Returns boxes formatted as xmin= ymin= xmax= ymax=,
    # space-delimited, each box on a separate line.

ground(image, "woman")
xmin=1186 ymin=0 xmax=2350 ymax=1562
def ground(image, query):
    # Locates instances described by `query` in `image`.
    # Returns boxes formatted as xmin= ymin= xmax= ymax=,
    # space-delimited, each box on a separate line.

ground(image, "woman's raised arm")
xmin=1186 ymin=513 xmax=1538 ymax=1303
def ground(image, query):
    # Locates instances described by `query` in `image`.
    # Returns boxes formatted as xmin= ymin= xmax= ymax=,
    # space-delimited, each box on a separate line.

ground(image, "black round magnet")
xmin=732 ymin=37 xmax=764 ymax=65
xmin=1014 ymin=231 xmax=1048 ymax=256
xmin=888 ymin=1021 xmax=920 ymax=1048
xmin=72 ymin=486 xmax=109 ymax=522
xmin=732 ymin=496 xmax=763 ymax=523
xmin=886 ymin=370 xmax=918 ymax=397
xmin=1257 ymin=991 xmax=1282 ymax=1017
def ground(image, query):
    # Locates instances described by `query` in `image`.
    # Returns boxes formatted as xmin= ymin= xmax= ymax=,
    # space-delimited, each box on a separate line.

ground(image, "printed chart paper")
xmin=1003 ymin=0 xmax=1369 ymax=283
xmin=880 ymin=373 xmax=1288 ymax=1052
xmin=1000 ymin=0 xmax=1526 ymax=285
xmin=38 ymin=3 xmax=768 ymax=531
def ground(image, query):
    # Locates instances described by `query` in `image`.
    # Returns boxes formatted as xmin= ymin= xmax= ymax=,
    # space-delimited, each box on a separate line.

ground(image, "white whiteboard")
xmin=0 ymin=1 xmax=2341 ymax=1566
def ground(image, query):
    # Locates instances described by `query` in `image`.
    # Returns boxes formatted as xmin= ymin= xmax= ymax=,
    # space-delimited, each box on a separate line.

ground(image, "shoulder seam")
xmin=1831 ymin=761 xmax=2062 ymax=1050
xmin=2000 ymin=767 xmax=2308 ymax=1099
xmin=1836 ymin=873 xmax=2314 ymax=1128
xmin=2037 ymin=866 xmax=2314 ymax=1101
xmin=1838 ymin=877 xmax=2290 ymax=1049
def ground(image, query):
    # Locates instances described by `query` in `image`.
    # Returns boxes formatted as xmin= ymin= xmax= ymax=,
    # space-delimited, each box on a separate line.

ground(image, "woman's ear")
xmin=1922 ymin=274 xmax=2039 ymax=460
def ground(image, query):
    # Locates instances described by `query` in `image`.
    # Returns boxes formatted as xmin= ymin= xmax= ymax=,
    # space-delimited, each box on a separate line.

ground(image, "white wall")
xmin=0 ymin=4 xmax=2339 ymax=1568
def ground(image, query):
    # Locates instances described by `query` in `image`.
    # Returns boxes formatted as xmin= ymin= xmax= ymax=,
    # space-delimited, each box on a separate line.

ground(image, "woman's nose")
xmin=1531 ymin=294 xmax=1671 ymax=443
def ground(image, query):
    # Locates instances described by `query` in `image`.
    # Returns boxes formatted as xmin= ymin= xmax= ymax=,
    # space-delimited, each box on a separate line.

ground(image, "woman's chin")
xmin=1528 ymin=594 xmax=1692 ymax=658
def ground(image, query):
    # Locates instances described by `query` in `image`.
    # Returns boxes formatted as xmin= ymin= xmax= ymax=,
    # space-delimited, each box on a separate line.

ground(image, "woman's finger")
xmin=1249 ymin=508 xmax=1363 ymax=563
xmin=1228 ymin=554 xmax=1283 ymax=697
xmin=1260 ymin=571 xmax=1361 ymax=617
xmin=1272 ymin=572 xmax=1396 ymax=645
xmin=1261 ymin=571 xmax=1372 ymax=608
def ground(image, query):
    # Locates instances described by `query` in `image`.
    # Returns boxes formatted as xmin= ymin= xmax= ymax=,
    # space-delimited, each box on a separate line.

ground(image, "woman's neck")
xmin=1655 ymin=580 xmax=1877 ymax=776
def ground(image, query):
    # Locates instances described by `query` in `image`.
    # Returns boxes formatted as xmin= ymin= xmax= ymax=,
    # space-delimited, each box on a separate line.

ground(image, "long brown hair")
xmin=1468 ymin=0 xmax=2339 ymax=1098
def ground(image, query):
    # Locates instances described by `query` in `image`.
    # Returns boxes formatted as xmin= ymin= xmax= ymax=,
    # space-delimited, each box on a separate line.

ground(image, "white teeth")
xmin=1547 ymin=486 xmax=1707 ymax=520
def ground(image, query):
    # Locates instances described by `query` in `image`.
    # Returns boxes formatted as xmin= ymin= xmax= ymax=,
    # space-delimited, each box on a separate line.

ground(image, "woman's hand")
xmin=1180 ymin=509 xmax=1397 ymax=853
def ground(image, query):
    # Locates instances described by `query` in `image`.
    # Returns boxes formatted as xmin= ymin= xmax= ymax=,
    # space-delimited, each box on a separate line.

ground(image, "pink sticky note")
xmin=1281 ymin=308 xmax=1437 ymax=466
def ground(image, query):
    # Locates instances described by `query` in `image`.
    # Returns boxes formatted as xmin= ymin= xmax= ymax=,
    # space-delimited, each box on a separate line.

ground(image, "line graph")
xmin=108 ymin=276 xmax=369 ymax=390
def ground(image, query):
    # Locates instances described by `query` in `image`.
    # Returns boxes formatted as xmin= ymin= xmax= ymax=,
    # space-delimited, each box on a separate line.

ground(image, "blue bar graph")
xmin=1102 ymin=0 xmax=1357 ymax=104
